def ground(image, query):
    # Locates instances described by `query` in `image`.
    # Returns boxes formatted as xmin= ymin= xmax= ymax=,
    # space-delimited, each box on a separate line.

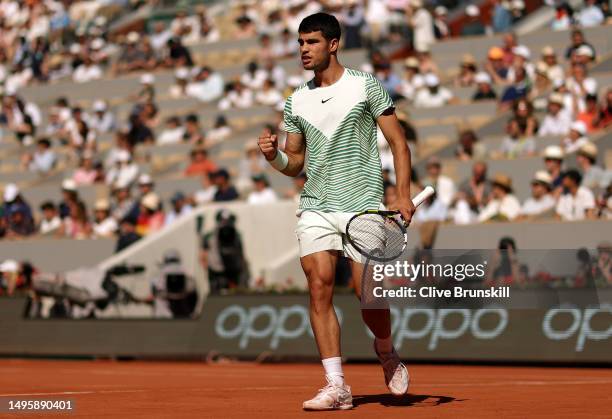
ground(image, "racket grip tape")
xmin=412 ymin=185 xmax=435 ymax=207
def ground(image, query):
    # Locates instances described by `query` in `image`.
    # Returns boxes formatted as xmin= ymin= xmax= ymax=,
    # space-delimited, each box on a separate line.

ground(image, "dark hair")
xmin=498 ymin=236 xmax=516 ymax=251
xmin=40 ymin=201 xmax=55 ymax=211
xmin=38 ymin=138 xmax=51 ymax=147
xmin=563 ymin=169 xmax=582 ymax=185
xmin=186 ymin=114 xmax=198 ymax=124
xmin=298 ymin=13 xmax=341 ymax=42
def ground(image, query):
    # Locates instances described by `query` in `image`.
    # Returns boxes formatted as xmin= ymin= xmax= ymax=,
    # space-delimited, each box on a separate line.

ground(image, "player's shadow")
xmin=353 ymin=393 xmax=457 ymax=408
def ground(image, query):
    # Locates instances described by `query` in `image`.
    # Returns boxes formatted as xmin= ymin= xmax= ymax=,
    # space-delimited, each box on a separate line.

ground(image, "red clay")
xmin=0 ymin=359 xmax=610 ymax=418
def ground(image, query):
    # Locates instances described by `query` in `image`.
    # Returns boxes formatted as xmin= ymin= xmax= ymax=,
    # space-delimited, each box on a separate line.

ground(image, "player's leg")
xmin=297 ymin=212 xmax=352 ymax=410
xmin=348 ymin=256 xmax=410 ymax=397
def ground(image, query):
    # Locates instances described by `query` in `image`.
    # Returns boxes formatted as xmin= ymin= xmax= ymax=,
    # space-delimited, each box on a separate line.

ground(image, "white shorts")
xmin=295 ymin=210 xmax=387 ymax=263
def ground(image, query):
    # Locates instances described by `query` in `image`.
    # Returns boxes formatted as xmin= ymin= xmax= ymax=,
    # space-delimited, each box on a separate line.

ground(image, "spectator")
xmin=105 ymin=150 xmax=139 ymax=187
xmin=72 ymin=150 xmax=97 ymax=185
xmin=341 ymin=0 xmax=365 ymax=49
xmin=185 ymin=147 xmax=218 ymax=177
xmin=472 ymin=72 xmax=497 ymax=101
xmin=193 ymin=173 xmax=218 ymax=206
xmin=286 ymin=172 xmax=307 ymax=203
xmin=492 ymin=0 xmax=513 ymax=33
xmin=38 ymin=201 xmax=61 ymax=236
xmin=461 ymin=5 xmax=485 ymax=36
xmin=92 ymin=199 xmax=118 ymax=238
xmin=207 ymin=115 xmax=232 ymax=144
xmin=478 ymin=173 xmax=521 ymax=222
xmin=213 ymin=169 xmax=239 ymax=202
xmin=457 ymin=161 xmax=492 ymax=214
xmin=136 ymin=73 xmax=156 ymax=103
xmin=433 ymin=6 xmax=450 ymax=40
xmin=111 ymin=183 xmax=138 ymax=222
xmin=576 ymin=142 xmax=606 ymax=190
xmin=512 ymin=99 xmax=538 ymax=137
xmin=414 ymin=74 xmax=454 ymax=108
xmin=4 ymin=199 xmax=35 ymax=238
xmin=2 ymin=89 xmax=39 ymax=145
xmin=127 ymin=113 xmax=154 ymax=146
xmin=596 ymin=88 xmax=612 ymax=128
xmin=499 ymin=118 xmax=535 ymax=158
xmin=170 ymin=8 xmax=201 ymax=45
xmin=563 ymin=121 xmax=589 ymax=154
xmin=239 ymin=141 xmax=267 ymax=190
xmin=375 ymin=62 xmax=402 ymax=101
xmin=407 ymin=0 xmax=434 ymax=53
xmin=179 ymin=114 xmax=203 ymax=145
xmin=169 ymin=68 xmax=190 ymax=98
xmin=234 ymin=15 xmax=257 ymax=39
xmin=454 ymin=54 xmax=477 ymax=88
xmin=415 ymin=48 xmax=439 ymax=75
xmin=520 ymin=171 xmax=556 ymax=218
xmin=72 ymin=56 xmax=101 ymax=83
xmin=248 ymin=174 xmax=278 ymax=205
xmin=164 ymin=37 xmax=193 ymax=68
xmin=136 ymin=193 xmax=165 ymax=236
xmin=530 ymin=62 xmax=552 ymax=100
xmin=262 ymin=58 xmax=286 ymax=91
xmin=576 ymin=94 xmax=601 ymax=132
xmin=65 ymin=106 xmax=96 ymax=151
xmin=58 ymin=179 xmax=79 ymax=219
xmin=164 ymin=192 xmax=193 ymax=227
xmin=565 ymin=30 xmax=596 ymax=61
xmin=241 ymin=61 xmax=268 ymax=91
xmin=543 ymin=145 xmax=565 ymax=192
xmin=196 ymin=5 xmax=220 ymax=43
xmin=22 ymin=138 xmax=56 ymax=174
xmin=105 ymin=130 xmax=133 ymax=169
xmin=552 ymin=3 xmax=573 ymax=31
xmin=456 ymin=130 xmax=487 ymax=161
xmin=486 ymin=47 xmax=510 ymax=85
xmin=273 ymin=28 xmax=298 ymax=58
xmin=424 ymin=157 xmax=455 ymax=207
xmin=577 ymin=0 xmax=604 ymax=27
xmin=186 ymin=66 xmax=225 ymax=103
xmin=556 ymin=169 xmax=596 ymax=220
xmin=255 ymin=79 xmax=284 ymax=107
xmin=258 ymin=34 xmax=275 ymax=61
xmin=538 ymin=93 xmax=572 ymax=137
xmin=59 ymin=200 xmax=91 ymax=239
xmin=150 ymin=22 xmax=172 ymax=51
xmin=573 ymin=45 xmax=595 ymax=66
xmin=89 ymin=100 xmax=115 ymax=133
xmin=115 ymin=217 xmax=141 ymax=253
xmin=218 ymin=81 xmax=254 ymax=110
xmin=399 ymin=57 xmax=424 ymax=102
xmin=137 ymin=174 xmax=155 ymax=198
xmin=114 ymin=32 xmax=152 ymax=74
xmin=540 ymin=46 xmax=564 ymax=81
xmin=158 ymin=116 xmax=185 ymax=145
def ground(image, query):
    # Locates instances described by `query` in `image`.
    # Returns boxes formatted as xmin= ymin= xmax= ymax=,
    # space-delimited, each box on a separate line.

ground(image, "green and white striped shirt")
xmin=284 ymin=68 xmax=394 ymax=213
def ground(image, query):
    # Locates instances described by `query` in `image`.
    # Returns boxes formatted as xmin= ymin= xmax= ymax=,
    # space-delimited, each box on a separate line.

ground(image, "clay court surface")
xmin=0 ymin=359 xmax=611 ymax=418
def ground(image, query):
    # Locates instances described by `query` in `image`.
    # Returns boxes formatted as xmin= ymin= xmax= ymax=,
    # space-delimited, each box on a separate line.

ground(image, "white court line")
xmin=1 ymin=380 xmax=611 ymax=398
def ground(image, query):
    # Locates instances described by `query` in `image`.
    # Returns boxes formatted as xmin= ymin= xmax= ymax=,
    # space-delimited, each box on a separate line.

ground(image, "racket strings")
xmin=347 ymin=214 xmax=406 ymax=262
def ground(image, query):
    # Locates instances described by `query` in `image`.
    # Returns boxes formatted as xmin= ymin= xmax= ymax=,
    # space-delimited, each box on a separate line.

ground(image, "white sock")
xmin=375 ymin=335 xmax=393 ymax=355
xmin=322 ymin=357 xmax=344 ymax=386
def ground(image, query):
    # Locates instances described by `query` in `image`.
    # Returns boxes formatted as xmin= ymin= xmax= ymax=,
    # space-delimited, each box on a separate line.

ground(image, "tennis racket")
xmin=345 ymin=186 xmax=435 ymax=263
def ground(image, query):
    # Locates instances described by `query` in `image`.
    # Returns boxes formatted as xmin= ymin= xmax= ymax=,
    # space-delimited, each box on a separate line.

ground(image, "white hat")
xmin=541 ymin=45 xmax=555 ymax=56
xmin=3 ymin=183 xmax=19 ymax=202
xmin=424 ymin=73 xmax=439 ymax=87
xmin=138 ymin=173 xmax=153 ymax=185
xmin=94 ymin=199 xmax=110 ymax=211
xmin=0 ymin=260 xmax=19 ymax=273
xmin=578 ymin=141 xmax=598 ymax=159
xmin=140 ymin=73 xmax=155 ymax=85
xmin=512 ymin=45 xmax=531 ymax=59
xmin=466 ymin=4 xmax=480 ymax=16
xmin=575 ymin=45 xmax=594 ymax=58
xmin=512 ymin=0 xmax=525 ymax=9
xmin=410 ymin=0 xmax=423 ymax=7
xmin=116 ymin=150 xmax=132 ymax=163
xmin=94 ymin=16 xmax=107 ymax=26
xmin=532 ymin=170 xmax=553 ymax=186
xmin=69 ymin=43 xmax=81 ymax=54
xmin=543 ymin=145 xmax=564 ymax=160
xmin=548 ymin=93 xmax=564 ymax=105
xmin=570 ymin=120 xmax=587 ymax=136
xmin=412 ymin=74 xmax=425 ymax=89
xmin=583 ymin=78 xmax=597 ymax=95
xmin=127 ymin=31 xmax=140 ymax=43
xmin=61 ymin=178 xmax=77 ymax=191
xmin=90 ymin=38 xmax=105 ymax=50
xmin=175 ymin=68 xmax=190 ymax=80
xmin=141 ymin=193 xmax=160 ymax=211
xmin=474 ymin=72 xmax=491 ymax=84
xmin=93 ymin=100 xmax=107 ymax=112
xmin=552 ymin=78 xmax=565 ymax=89
xmin=435 ymin=5 xmax=447 ymax=15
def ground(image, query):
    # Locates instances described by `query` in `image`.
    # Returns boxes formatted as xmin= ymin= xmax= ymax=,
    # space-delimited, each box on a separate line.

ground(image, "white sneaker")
xmin=302 ymin=376 xmax=353 ymax=411
xmin=374 ymin=341 xmax=410 ymax=396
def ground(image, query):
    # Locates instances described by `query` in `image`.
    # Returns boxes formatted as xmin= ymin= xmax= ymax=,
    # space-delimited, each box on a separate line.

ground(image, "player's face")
xmin=298 ymin=31 xmax=337 ymax=71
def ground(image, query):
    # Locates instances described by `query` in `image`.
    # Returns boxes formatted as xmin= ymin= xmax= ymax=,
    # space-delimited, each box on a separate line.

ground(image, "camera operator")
xmin=151 ymin=250 xmax=197 ymax=318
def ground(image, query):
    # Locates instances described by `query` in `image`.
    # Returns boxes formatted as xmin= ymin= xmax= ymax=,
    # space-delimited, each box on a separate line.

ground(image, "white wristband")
xmin=270 ymin=150 xmax=289 ymax=171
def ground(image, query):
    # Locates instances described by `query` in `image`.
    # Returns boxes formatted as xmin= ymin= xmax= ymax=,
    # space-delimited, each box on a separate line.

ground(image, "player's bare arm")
xmin=377 ymin=111 xmax=416 ymax=224
xmin=258 ymin=131 xmax=305 ymax=177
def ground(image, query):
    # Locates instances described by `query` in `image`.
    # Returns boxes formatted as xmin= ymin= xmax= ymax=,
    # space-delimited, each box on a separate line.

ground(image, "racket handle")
xmin=412 ymin=185 xmax=435 ymax=207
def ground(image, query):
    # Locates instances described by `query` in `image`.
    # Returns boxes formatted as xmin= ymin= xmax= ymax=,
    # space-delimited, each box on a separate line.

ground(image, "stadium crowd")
xmin=0 ymin=0 xmax=610 ymax=257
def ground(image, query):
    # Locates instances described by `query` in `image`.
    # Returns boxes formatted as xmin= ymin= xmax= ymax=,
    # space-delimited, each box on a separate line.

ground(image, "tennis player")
xmin=258 ymin=13 xmax=415 ymax=411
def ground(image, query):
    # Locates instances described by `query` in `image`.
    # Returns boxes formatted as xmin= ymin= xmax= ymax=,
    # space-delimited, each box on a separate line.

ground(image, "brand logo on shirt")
xmin=321 ymin=97 xmax=333 ymax=103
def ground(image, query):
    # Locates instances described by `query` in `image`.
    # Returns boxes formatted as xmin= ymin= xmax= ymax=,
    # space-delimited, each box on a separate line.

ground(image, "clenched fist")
xmin=258 ymin=133 xmax=278 ymax=161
